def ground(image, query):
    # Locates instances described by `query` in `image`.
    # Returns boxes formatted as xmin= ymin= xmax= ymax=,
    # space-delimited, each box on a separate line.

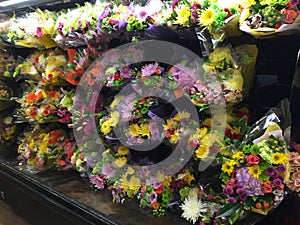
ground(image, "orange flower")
xmin=35 ymin=91 xmax=43 ymax=101
xmin=155 ymin=185 xmax=164 ymax=195
xmin=282 ymin=9 xmax=298 ymax=24
xmin=151 ymin=202 xmax=160 ymax=210
xmin=29 ymin=108 xmax=37 ymax=118
xmin=42 ymin=109 xmax=50 ymax=117
xmin=27 ymin=93 xmax=36 ymax=103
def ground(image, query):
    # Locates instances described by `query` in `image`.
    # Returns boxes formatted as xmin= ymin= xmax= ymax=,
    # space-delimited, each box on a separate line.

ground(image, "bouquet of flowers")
xmin=6 ymin=9 xmax=57 ymax=49
xmin=16 ymin=88 xmax=73 ymax=123
xmin=0 ymin=50 xmax=20 ymax=79
xmin=0 ymin=80 xmax=14 ymax=111
xmin=15 ymin=48 xmax=68 ymax=86
xmin=218 ymin=121 xmax=289 ymax=224
xmin=287 ymin=151 xmax=300 ymax=196
xmin=239 ymin=0 xmax=300 ymax=38
xmin=18 ymin=125 xmax=77 ymax=171
xmin=0 ymin=115 xmax=17 ymax=148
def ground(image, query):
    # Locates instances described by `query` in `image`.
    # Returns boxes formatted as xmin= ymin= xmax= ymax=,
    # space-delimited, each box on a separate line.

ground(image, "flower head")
xmin=199 ymin=9 xmax=215 ymax=27
xmin=180 ymin=196 xmax=207 ymax=224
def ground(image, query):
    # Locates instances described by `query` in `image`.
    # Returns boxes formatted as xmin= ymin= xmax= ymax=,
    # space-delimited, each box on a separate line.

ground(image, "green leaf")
xmin=216 ymin=203 xmax=240 ymax=218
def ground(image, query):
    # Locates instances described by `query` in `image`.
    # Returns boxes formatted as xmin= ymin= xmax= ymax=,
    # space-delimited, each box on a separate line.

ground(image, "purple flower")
xmin=236 ymin=167 xmax=263 ymax=196
xmin=149 ymin=192 xmax=157 ymax=204
xmin=141 ymin=62 xmax=159 ymax=77
xmin=223 ymin=185 xmax=234 ymax=195
xmin=89 ymin=175 xmax=105 ymax=189
xmin=101 ymin=163 xmax=116 ymax=179
xmin=227 ymin=197 xmax=237 ymax=204
xmin=170 ymin=65 xmax=197 ymax=89
xmin=171 ymin=0 xmax=180 ymax=10
xmin=277 ymin=164 xmax=286 ymax=173
xmin=290 ymin=0 xmax=299 ymax=5
xmin=266 ymin=168 xmax=276 ymax=177
xmin=120 ymin=67 xmax=132 ymax=78
xmin=273 ymin=178 xmax=283 ymax=188
xmin=146 ymin=176 xmax=161 ymax=189
xmin=149 ymin=120 xmax=162 ymax=141
xmin=236 ymin=188 xmax=247 ymax=201
xmin=209 ymin=145 xmax=219 ymax=155
xmin=112 ymin=190 xmax=121 ymax=203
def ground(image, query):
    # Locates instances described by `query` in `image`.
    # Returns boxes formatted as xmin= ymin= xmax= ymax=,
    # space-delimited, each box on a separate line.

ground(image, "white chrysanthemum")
xmin=180 ymin=196 xmax=207 ymax=224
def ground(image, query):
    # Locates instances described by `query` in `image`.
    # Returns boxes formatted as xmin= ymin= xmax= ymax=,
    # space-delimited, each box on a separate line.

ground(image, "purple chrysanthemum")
xmin=120 ymin=67 xmax=132 ymax=78
xmin=141 ymin=62 xmax=159 ymax=77
xmin=101 ymin=163 xmax=116 ymax=179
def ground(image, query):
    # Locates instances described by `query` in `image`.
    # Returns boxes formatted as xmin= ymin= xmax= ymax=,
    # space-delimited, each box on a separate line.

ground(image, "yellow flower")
xmin=239 ymin=0 xmax=256 ymax=8
xmin=195 ymin=144 xmax=209 ymax=159
xmin=248 ymin=165 xmax=262 ymax=178
xmin=129 ymin=123 xmax=140 ymax=137
xmin=100 ymin=119 xmax=113 ymax=135
xmin=199 ymin=9 xmax=215 ymax=27
xmin=110 ymin=95 xmax=124 ymax=108
xmin=140 ymin=123 xmax=150 ymax=137
xmin=179 ymin=170 xmax=195 ymax=185
xmin=191 ymin=127 xmax=208 ymax=142
xmin=170 ymin=132 xmax=180 ymax=143
xmin=272 ymin=152 xmax=288 ymax=165
xmin=157 ymin=172 xmax=172 ymax=187
xmin=117 ymin=145 xmax=129 ymax=156
xmin=114 ymin=157 xmax=127 ymax=167
xmin=126 ymin=166 xmax=135 ymax=175
xmin=174 ymin=5 xmax=192 ymax=27
xmin=110 ymin=111 xmax=120 ymax=126
xmin=221 ymin=160 xmax=235 ymax=175
xmin=232 ymin=151 xmax=245 ymax=160
xmin=174 ymin=111 xmax=190 ymax=121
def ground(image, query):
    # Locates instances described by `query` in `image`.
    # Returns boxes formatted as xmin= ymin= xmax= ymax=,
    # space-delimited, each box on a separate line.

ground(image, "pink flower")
xmin=246 ymin=154 xmax=260 ymax=165
xmin=36 ymin=27 xmax=43 ymax=37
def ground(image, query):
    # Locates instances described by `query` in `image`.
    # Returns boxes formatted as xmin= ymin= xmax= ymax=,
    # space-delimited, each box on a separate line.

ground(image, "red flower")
xmin=275 ymin=22 xmax=283 ymax=29
xmin=224 ymin=8 xmax=232 ymax=19
xmin=282 ymin=9 xmax=298 ymax=23
xmin=226 ymin=178 xmax=236 ymax=187
xmin=225 ymin=128 xmax=232 ymax=137
xmin=246 ymin=154 xmax=260 ymax=165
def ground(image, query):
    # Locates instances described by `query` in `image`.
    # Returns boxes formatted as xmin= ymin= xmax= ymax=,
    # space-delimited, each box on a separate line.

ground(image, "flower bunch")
xmin=197 ymin=0 xmax=240 ymax=38
xmin=55 ymin=1 xmax=106 ymax=44
xmin=7 ymin=9 xmax=57 ymax=48
xmin=15 ymin=48 xmax=67 ymax=85
xmin=98 ymin=1 xmax=162 ymax=34
xmin=240 ymin=0 xmax=300 ymax=36
xmin=164 ymin=111 xmax=195 ymax=144
xmin=59 ymin=47 xmax=98 ymax=85
xmin=17 ymin=88 xmax=73 ymax=123
xmin=0 ymin=50 xmax=20 ymax=79
xmin=0 ymin=116 xmax=16 ymax=147
xmin=155 ymin=0 xmax=201 ymax=27
xmin=219 ymin=125 xmax=289 ymax=224
xmin=287 ymin=152 xmax=300 ymax=196
xmin=18 ymin=126 xmax=77 ymax=170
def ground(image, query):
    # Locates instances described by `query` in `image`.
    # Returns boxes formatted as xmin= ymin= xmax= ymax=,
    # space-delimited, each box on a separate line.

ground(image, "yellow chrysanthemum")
xmin=117 ymin=145 xmax=129 ymax=156
xmin=114 ymin=157 xmax=127 ymax=167
xmin=173 ymin=111 xmax=190 ymax=121
xmin=239 ymin=0 xmax=256 ymax=8
xmin=221 ymin=160 xmax=235 ymax=175
xmin=140 ymin=123 xmax=150 ymax=137
xmin=248 ymin=165 xmax=262 ymax=178
xmin=174 ymin=5 xmax=192 ymax=27
xmin=195 ymin=144 xmax=209 ymax=159
xmin=101 ymin=119 xmax=113 ymax=135
xmin=232 ymin=151 xmax=245 ymax=160
xmin=272 ymin=152 xmax=288 ymax=165
xmin=129 ymin=123 xmax=140 ymax=137
xmin=199 ymin=9 xmax=215 ymax=27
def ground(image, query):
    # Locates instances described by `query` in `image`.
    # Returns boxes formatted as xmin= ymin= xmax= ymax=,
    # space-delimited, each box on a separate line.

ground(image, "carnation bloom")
xmin=180 ymin=196 xmax=207 ymax=224
xmin=199 ymin=9 xmax=215 ymax=27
